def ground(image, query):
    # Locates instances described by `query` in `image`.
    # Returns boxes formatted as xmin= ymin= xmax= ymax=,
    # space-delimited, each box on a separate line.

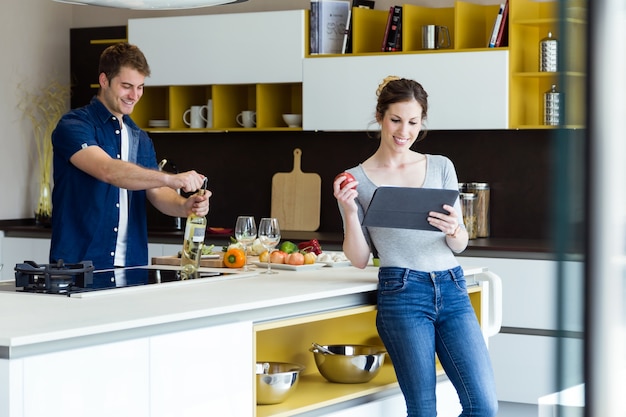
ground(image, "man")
xmin=50 ymin=42 xmax=209 ymax=270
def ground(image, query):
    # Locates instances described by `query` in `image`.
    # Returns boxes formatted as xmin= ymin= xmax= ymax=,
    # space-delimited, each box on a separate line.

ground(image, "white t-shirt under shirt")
xmin=114 ymin=120 xmax=129 ymax=267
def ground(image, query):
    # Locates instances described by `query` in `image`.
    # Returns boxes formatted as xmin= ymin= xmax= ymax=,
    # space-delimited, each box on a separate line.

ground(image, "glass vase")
xmin=35 ymin=181 xmax=52 ymax=227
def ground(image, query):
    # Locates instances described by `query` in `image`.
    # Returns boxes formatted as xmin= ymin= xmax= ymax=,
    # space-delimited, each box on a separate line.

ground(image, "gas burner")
xmin=14 ymin=260 xmax=95 ymax=294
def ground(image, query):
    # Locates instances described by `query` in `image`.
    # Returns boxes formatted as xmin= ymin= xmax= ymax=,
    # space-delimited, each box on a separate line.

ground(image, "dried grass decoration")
xmin=19 ymin=79 xmax=69 ymax=226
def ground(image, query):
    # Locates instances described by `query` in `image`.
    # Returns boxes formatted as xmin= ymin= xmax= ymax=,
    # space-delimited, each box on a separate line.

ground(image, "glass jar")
xmin=460 ymin=192 xmax=477 ymax=240
xmin=467 ymin=182 xmax=490 ymax=238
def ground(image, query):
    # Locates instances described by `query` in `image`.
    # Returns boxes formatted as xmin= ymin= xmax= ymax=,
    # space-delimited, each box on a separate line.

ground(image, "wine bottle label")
xmin=192 ymin=226 xmax=205 ymax=243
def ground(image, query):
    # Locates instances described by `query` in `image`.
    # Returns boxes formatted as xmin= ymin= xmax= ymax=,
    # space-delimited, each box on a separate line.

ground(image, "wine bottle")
xmin=180 ymin=178 xmax=208 ymax=279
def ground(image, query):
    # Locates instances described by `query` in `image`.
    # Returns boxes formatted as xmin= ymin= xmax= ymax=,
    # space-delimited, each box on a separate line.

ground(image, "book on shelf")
xmin=310 ymin=0 xmax=351 ymax=55
xmin=385 ymin=5 xmax=402 ymax=52
xmin=488 ymin=3 xmax=505 ymax=48
xmin=341 ymin=8 xmax=352 ymax=53
xmin=381 ymin=6 xmax=393 ymax=51
xmin=494 ymin=0 xmax=509 ymax=47
xmin=343 ymin=0 xmax=375 ymax=54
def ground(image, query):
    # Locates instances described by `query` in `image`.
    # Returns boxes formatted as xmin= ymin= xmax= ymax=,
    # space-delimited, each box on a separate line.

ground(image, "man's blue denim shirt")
xmin=50 ymin=98 xmax=158 ymax=270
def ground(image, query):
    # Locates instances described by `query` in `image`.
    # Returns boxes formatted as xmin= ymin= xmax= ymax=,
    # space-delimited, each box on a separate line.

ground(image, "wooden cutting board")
xmin=271 ymin=148 xmax=321 ymax=231
xmin=151 ymin=255 xmax=225 ymax=268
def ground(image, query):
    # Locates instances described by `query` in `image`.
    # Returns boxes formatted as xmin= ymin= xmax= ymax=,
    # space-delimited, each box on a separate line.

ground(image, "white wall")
xmin=0 ymin=1 xmax=73 ymax=220
xmin=0 ymin=0 xmax=309 ymax=221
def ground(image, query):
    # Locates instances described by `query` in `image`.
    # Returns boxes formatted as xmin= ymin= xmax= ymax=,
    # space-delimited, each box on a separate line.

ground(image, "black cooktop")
xmin=1 ymin=261 xmax=234 ymax=297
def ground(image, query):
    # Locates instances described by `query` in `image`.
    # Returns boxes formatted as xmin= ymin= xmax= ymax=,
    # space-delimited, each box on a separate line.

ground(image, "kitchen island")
xmin=0 ymin=263 xmax=499 ymax=417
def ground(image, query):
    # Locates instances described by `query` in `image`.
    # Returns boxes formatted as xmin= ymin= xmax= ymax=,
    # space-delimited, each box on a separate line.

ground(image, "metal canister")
xmin=460 ymin=192 xmax=477 ymax=240
xmin=544 ymin=84 xmax=561 ymax=126
xmin=467 ymin=183 xmax=490 ymax=238
xmin=539 ymin=32 xmax=558 ymax=72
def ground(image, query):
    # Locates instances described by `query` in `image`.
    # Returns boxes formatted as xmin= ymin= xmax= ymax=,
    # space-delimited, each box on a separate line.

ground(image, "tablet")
xmin=361 ymin=187 xmax=459 ymax=231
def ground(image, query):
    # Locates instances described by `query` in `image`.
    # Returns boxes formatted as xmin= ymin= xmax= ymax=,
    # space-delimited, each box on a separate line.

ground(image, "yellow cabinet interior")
xmin=254 ymin=286 xmax=482 ymax=417
xmin=132 ymin=82 xmax=303 ymax=132
xmin=509 ymin=0 xmax=586 ymax=128
xmin=346 ymin=2 xmax=501 ymax=54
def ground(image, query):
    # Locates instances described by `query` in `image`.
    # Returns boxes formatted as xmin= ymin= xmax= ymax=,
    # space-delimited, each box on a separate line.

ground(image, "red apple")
xmin=335 ymin=172 xmax=356 ymax=190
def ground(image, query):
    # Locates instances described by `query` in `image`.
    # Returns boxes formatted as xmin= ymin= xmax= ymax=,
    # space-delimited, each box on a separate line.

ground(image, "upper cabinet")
xmin=128 ymin=10 xmax=306 ymax=85
xmin=118 ymin=1 xmax=583 ymax=132
xmin=303 ymin=51 xmax=509 ymax=131
xmin=303 ymin=1 xmax=510 ymax=131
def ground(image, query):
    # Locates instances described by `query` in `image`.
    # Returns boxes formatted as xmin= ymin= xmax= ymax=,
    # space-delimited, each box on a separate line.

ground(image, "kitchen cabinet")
xmin=12 ymin=322 xmax=252 ymax=417
xmin=122 ymin=1 xmax=582 ymax=132
xmin=128 ymin=11 xmax=305 ymax=86
xmin=127 ymin=11 xmax=305 ymax=132
xmin=304 ymin=1 xmax=509 ymax=131
xmin=21 ymin=338 xmax=151 ymax=417
xmin=302 ymin=50 xmax=508 ymax=131
xmin=457 ymin=255 xmax=584 ymax=405
xmin=149 ymin=322 xmax=253 ymax=417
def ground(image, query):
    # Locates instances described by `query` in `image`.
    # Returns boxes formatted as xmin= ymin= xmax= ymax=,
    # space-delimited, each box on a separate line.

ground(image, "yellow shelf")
xmin=132 ymin=83 xmax=302 ymax=131
xmin=509 ymin=0 xmax=587 ymax=128
xmin=254 ymin=289 xmax=482 ymax=416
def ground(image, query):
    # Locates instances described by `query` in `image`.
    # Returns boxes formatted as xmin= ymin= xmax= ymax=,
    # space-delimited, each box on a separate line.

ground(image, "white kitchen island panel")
xmin=22 ymin=338 xmax=150 ymax=417
xmin=150 ymin=321 xmax=253 ymax=417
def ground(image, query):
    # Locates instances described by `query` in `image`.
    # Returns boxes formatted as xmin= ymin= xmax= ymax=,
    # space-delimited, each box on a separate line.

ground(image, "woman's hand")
xmin=333 ymin=173 xmax=359 ymax=214
xmin=428 ymin=204 xmax=468 ymax=252
xmin=428 ymin=204 xmax=460 ymax=235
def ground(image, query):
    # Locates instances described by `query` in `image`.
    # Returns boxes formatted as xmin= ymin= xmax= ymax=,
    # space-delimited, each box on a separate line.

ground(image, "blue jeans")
xmin=376 ymin=266 xmax=498 ymax=417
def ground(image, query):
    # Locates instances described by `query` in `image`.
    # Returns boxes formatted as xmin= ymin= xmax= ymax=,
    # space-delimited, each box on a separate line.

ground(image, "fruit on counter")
xmin=259 ymin=250 xmax=269 ymax=263
xmin=297 ymin=239 xmax=322 ymax=255
xmin=335 ymin=172 xmax=356 ymax=190
xmin=270 ymin=250 xmax=287 ymax=264
xmin=303 ymin=252 xmax=317 ymax=265
xmin=223 ymin=248 xmax=246 ymax=268
xmin=279 ymin=241 xmax=298 ymax=254
xmin=286 ymin=252 xmax=305 ymax=266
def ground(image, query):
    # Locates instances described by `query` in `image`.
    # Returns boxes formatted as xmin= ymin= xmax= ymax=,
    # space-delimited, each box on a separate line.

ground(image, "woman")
xmin=333 ymin=76 xmax=497 ymax=417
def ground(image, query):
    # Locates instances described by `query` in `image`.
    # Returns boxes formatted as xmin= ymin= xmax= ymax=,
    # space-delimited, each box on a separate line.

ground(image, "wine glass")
xmin=258 ymin=218 xmax=281 ymax=274
xmin=234 ymin=216 xmax=257 ymax=271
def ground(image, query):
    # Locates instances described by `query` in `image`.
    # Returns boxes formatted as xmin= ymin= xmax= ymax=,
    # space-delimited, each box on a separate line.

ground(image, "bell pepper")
xmin=223 ymin=248 xmax=246 ymax=268
xmin=298 ymin=239 xmax=322 ymax=255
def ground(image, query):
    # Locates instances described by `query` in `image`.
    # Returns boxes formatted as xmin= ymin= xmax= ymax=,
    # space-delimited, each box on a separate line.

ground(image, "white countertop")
xmin=0 ymin=264 xmax=485 ymax=357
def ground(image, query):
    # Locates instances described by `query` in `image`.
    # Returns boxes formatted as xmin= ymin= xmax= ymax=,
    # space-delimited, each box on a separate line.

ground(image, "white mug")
xmin=183 ymin=105 xmax=208 ymax=128
xmin=236 ymin=110 xmax=256 ymax=128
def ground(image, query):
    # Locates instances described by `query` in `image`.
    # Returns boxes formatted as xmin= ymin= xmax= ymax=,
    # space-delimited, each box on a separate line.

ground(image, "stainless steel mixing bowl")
xmin=255 ymin=361 xmax=305 ymax=405
xmin=309 ymin=344 xmax=387 ymax=384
